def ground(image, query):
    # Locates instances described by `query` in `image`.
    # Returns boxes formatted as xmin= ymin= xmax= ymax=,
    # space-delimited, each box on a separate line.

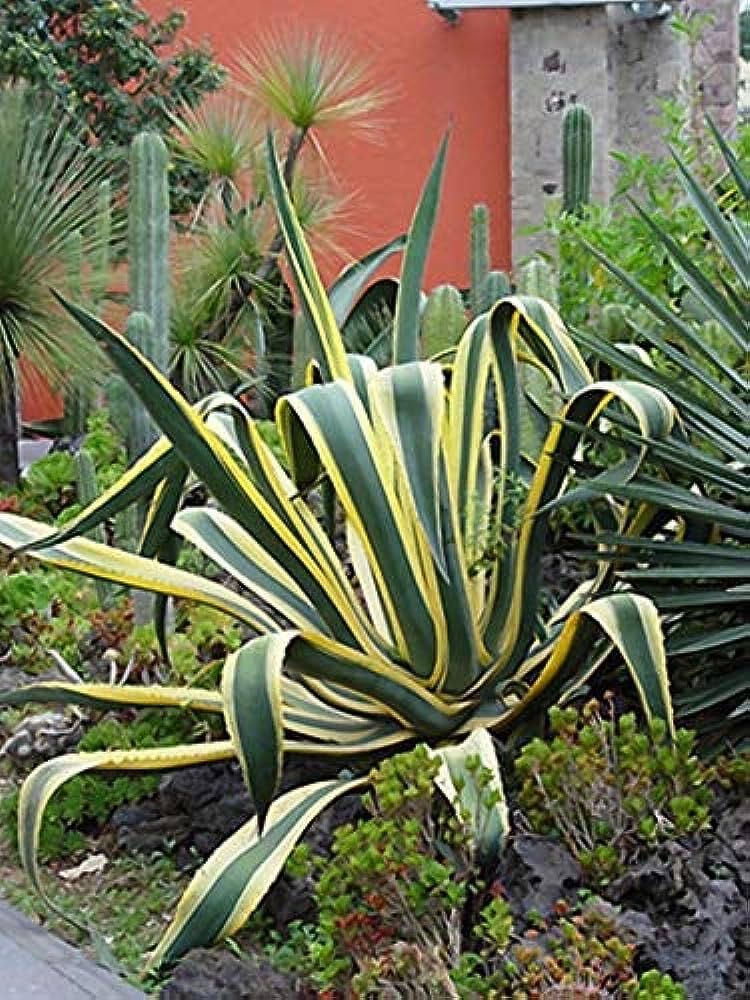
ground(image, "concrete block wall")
xmin=510 ymin=2 xmax=740 ymax=262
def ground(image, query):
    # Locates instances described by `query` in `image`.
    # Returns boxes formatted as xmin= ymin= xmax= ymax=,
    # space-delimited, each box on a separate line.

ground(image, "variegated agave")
xmin=0 ymin=137 xmax=677 ymax=969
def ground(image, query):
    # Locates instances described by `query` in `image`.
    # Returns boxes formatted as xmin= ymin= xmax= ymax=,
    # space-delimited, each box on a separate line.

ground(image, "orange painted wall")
xmin=147 ymin=0 xmax=511 ymax=285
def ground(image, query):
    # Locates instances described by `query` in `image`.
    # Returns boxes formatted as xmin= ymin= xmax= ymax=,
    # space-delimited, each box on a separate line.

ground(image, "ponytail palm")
xmin=0 ymin=137 xmax=676 ymax=969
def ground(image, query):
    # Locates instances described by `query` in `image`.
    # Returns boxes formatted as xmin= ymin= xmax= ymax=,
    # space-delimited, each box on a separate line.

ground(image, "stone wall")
xmin=510 ymin=2 xmax=740 ymax=262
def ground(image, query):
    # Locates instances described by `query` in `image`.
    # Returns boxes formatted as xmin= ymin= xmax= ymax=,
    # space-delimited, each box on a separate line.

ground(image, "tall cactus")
xmin=421 ymin=285 xmax=467 ymax=358
xmin=562 ymin=104 xmax=592 ymax=216
xmin=481 ymin=270 xmax=512 ymax=309
xmin=125 ymin=312 xmax=159 ymax=460
xmin=469 ymin=203 xmax=511 ymax=315
xmin=127 ymin=132 xmax=171 ymax=456
xmin=90 ymin=180 xmax=113 ymax=311
xmin=470 ymin=204 xmax=491 ymax=316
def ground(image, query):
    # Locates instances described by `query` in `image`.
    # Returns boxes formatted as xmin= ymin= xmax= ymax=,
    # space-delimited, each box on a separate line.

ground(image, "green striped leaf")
xmin=223 ymin=637 xmax=287 ymax=830
xmin=430 ymin=728 xmax=508 ymax=863
xmin=393 ymin=134 xmax=449 ymax=364
xmin=0 ymin=681 xmax=223 ymax=714
xmin=0 ymin=514 xmax=280 ymax=633
xmin=18 ymin=743 xmax=235 ymax=922
xmin=148 ymin=777 xmax=366 ymax=969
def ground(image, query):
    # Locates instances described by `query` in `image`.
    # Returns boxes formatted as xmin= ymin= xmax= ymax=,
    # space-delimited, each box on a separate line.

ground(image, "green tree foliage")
xmin=0 ymin=1 xmax=226 ymax=212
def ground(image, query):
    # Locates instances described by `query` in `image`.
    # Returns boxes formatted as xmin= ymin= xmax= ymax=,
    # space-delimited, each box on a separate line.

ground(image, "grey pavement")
xmin=0 ymin=901 xmax=144 ymax=998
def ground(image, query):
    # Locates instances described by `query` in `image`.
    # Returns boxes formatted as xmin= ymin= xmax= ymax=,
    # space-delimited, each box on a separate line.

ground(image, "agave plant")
xmin=0 ymin=136 xmax=677 ymax=969
xmin=572 ymin=118 xmax=749 ymax=753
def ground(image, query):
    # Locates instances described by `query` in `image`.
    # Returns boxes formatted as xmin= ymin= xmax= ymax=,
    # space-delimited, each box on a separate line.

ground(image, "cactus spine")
xmin=127 ymin=132 xmax=171 ymax=457
xmin=75 ymin=449 xmax=111 ymax=605
xmin=422 ymin=285 xmax=467 ymax=358
xmin=562 ymin=104 xmax=592 ymax=216
xmin=517 ymin=257 xmax=559 ymax=309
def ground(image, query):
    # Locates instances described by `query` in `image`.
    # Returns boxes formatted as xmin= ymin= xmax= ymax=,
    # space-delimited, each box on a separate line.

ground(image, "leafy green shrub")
xmin=0 ymin=0 xmax=226 ymax=214
xmin=264 ymin=745 xmax=684 ymax=998
xmin=20 ymin=452 xmax=76 ymax=518
xmin=633 ymin=969 xmax=687 ymax=999
xmin=454 ymin=897 xmax=657 ymax=999
xmin=515 ymin=703 xmax=712 ymax=883
xmin=268 ymin=745 xmax=477 ymax=993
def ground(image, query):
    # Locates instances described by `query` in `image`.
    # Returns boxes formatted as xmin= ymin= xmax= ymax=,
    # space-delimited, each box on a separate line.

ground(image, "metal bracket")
xmin=428 ymin=2 xmax=675 ymax=22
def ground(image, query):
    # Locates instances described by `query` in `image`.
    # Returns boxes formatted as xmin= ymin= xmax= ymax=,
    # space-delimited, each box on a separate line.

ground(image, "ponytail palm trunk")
xmin=0 ymin=134 xmax=677 ymax=969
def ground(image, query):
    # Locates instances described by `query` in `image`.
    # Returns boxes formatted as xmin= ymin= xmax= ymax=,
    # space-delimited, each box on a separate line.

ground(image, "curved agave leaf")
xmin=0 ymin=681 xmax=223 ymax=714
xmin=147 ymin=777 xmax=366 ymax=970
xmin=0 ymin=515 xmax=279 ymax=634
xmin=222 ymin=636 xmax=286 ymax=831
xmin=392 ymin=133 xmax=449 ymax=364
xmin=503 ymin=592 xmax=672 ymax=734
xmin=18 ymin=743 xmax=235 ymax=921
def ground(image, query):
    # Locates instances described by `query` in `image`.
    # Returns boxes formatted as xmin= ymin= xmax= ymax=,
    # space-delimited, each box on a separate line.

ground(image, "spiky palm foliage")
xmin=0 ymin=137 xmax=676 ymax=969
xmin=0 ymin=86 xmax=111 ymax=481
xmin=169 ymin=34 xmax=381 ymax=412
xmin=238 ymin=31 xmax=386 ymax=136
xmin=171 ymin=96 xmax=260 ymax=224
xmin=574 ymin=119 xmax=749 ymax=753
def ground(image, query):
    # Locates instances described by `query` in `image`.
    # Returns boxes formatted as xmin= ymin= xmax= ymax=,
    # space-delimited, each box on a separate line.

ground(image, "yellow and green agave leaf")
xmin=392 ymin=132 xmax=449 ymax=365
xmin=222 ymin=636 xmax=286 ymax=831
xmin=147 ymin=776 xmax=367 ymax=970
xmin=18 ymin=742 xmax=235 ymax=920
xmin=0 ymin=681 xmax=223 ymax=714
xmin=430 ymin=727 xmax=509 ymax=863
xmin=0 ymin=515 xmax=279 ymax=634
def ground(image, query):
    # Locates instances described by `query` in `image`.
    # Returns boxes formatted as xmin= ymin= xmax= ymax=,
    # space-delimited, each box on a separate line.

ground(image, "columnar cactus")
xmin=518 ymin=257 xmax=559 ymax=309
xmin=562 ymin=104 xmax=592 ymax=216
xmin=90 ymin=180 xmax=113 ymax=310
xmin=470 ymin=203 xmax=491 ymax=316
xmin=469 ymin=203 xmax=511 ymax=314
xmin=75 ymin=448 xmax=110 ymax=605
xmin=124 ymin=311 xmax=159 ymax=460
xmin=421 ymin=284 xmax=467 ymax=358
xmin=127 ymin=132 xmax=171 ymax=456
xmin=481 ymin=269 xmax=512 ymax=308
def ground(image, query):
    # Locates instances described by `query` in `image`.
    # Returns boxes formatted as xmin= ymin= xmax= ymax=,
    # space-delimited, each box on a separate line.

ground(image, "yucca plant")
xmin=0 ymin=136 xmax=677 ymax=970
xmin=572 ymin=118 xmax=748 ymax=754
xmin=0 ymin=85 xmax=112 ymax=482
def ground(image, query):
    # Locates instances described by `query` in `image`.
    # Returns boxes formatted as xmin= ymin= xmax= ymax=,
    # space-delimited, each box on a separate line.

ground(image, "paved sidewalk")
xmin=0 ymin=901 xmax=144 ymax=998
